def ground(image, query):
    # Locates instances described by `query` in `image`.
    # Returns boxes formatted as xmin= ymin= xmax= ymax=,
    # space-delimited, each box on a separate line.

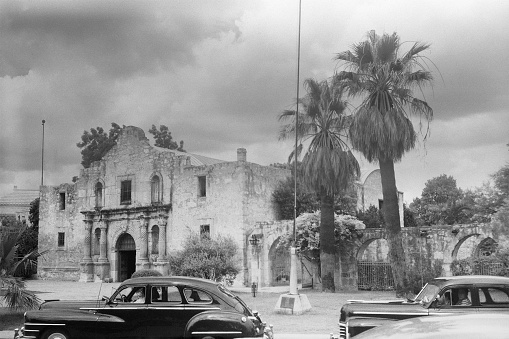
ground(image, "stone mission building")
xmin=38 ymin=126 xmax=289 ymax=285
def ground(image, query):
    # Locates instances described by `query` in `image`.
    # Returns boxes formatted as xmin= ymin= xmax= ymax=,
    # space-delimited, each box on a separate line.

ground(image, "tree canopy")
xmin=148 ymin=124 xmax=185 ymax=151
xmin=77 ymin=123 xmax=186 ymax=168
xmin=77 ymin=123 xmax=123 ymax=168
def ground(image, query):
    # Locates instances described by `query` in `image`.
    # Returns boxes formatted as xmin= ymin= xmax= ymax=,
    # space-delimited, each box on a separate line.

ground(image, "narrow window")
xmin=151 ymin=176 xmax=160 ymax=204
xmin=152 ymin=225 xmax=159 ymax=254
xmin=59 ymin=193 xmax=66 ymax=210
xmin=378 ymin=199 xmax=384 ymax=211
xmin=121 ymin=180 xmax=132 ymax=204
xmin=95 ymin=182 xmax=103 ymax=208
xmin=200 ymin=224 xmax=210 ymax=239
xmin=58 ymin=232 xmax=65 ymax=247
xmin=198 ymin=176 xmax=206 ymax=197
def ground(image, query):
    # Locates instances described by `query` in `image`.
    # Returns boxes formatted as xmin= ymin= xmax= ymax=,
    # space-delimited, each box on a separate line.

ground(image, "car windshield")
xmin=414 ymin=283 xmax=440 ymax=305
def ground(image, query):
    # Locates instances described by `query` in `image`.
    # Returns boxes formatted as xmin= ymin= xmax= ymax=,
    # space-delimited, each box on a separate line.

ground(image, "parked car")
xmin=352 ymin=313 xmax=509 ymax=339
xmin=337 ymin=275 xmax=509 ymax=339
xmin=14 ymin=276 xmax=274 ymax=339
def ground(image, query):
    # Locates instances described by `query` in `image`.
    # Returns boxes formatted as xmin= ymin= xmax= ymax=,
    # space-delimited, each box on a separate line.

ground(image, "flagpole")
xmin=41 ymin=119 xmax=45 ymax=187
xmin=289 ymin=0 xmax=302 ymax=296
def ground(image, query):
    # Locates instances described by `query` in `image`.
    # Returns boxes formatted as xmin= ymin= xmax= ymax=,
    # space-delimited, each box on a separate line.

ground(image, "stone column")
xmin=79 ymin=218 xmax=94 ymax=282
xmin=96 ymin=220 xmax=111 ymax=281
xmin=98 ymin=221 xmax=108 ymax=262
xmin=154 ymin=214 xmax=169 ymax=275
xmin=138 ymin=215 xmax=150 ymax=269
xmin=158 ymin=220 xmax=167 ymax=261
xmin=83 ymin=220 xmax=93 ymax=263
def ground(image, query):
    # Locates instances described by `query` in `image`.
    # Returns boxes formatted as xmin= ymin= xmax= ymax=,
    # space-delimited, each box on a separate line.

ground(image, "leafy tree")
xmin=148 ymin=125 xmax=185 ymax=151
xmin=279 ymin=78 xmax=360 ymax=291
xmin=272 ymin=176 xmax=320 ymax=220
xmin=277 ymin=211 xmax=365 ymax=265
xmin=168 ymin=233 xmax=240 ymax=285
xmin=356 ymin=205 xmax=385 ymax=228
xmin=492 ymin=163 xmax=509 ymax=202
xmin=0 ymin=220 xmax=42 ymax=310
xmin=335 ymin=31 xmax=434 ymax=295
xmin=403 ymin=204 xmax=417 ymax=227
xmin=77 ymin=123 xmax=123 ymax=168
xmin=410 ymin=174 xmax=469 ymax=226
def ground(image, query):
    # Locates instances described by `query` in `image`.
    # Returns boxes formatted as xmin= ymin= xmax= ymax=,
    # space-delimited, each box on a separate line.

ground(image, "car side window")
xmin=479 ymin=287 xmax=509 ymax=306
xmin=150 ymin=285 xmax=182 ymax=304
xmin=451 ymin=287 xmax=472 ymax=306
xmin=113 ymin=286 xmax=146 ymax=303
xmin=184 ymin=288 xmax=213 ymax=304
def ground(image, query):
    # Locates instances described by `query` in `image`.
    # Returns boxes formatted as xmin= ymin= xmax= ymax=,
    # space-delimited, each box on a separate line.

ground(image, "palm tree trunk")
xmin=320 ymin=191 xmax=336 ymax=292
xmin=379 ymin=158 xmax=408 ymax=296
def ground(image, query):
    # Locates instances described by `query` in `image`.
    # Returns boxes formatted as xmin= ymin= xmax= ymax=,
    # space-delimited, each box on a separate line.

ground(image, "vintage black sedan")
xmin=337 ymin=275 xmax=509 ymax=339
xmin=15 ymin=276 xmax=274 ymax=339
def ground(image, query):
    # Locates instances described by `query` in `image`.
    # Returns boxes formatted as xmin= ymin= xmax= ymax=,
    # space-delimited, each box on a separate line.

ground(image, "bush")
xmin=131 ymin=269 xmax=163 ymax=278
xmin=168 ymin=233 xmax=239 ymax=284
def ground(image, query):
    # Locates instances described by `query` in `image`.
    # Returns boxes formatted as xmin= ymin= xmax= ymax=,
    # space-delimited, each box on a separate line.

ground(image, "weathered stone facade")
xmin=38 ymin=126 xmax=289 ymax=285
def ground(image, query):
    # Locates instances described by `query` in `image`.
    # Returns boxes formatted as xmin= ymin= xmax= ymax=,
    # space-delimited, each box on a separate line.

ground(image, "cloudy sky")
xmin=1 ymin=0 xmax=508 ymax=203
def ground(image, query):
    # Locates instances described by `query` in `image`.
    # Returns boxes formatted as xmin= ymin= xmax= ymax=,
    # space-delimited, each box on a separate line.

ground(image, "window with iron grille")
xmin=121 ymin=180 xmax=132 ymax=204
xmin=58 ymin=232 xmax=65 ymax=247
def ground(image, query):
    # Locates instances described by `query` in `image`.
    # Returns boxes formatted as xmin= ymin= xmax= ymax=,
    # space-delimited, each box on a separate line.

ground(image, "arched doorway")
xmin=356 ymin=238 xmax=393 ymax=290
xmin=117 ymin=233 xmax=136 ymax=282
xmin=269 ymin=238 xmax=290 ymax=286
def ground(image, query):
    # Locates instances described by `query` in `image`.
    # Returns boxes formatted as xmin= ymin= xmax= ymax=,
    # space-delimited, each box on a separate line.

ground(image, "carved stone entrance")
xmin=117 ymin=233 xmax=136 ymax=282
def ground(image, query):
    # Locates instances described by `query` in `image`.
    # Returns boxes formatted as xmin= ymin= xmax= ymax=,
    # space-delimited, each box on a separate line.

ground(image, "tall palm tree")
xmin=279 ymin=78 xmax=360 ymax=292
xmin=334 ymin=31 xmax=434 ymax=294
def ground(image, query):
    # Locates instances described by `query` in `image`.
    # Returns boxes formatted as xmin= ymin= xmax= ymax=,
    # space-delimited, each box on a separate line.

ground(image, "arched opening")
xmin=269 ymin=237 xmax=290 ymax=286
xmin=452 ymin=234 xmax=481 ymax=261
xmin=356 ymin=238 xmax=393 ymax=290
xmin=116 ymin=233 xmax=136 ymax=282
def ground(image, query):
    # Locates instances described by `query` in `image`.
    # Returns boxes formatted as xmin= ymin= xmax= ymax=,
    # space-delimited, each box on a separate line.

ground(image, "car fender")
xmin=185 ymin=310 xmax=257 ymax=338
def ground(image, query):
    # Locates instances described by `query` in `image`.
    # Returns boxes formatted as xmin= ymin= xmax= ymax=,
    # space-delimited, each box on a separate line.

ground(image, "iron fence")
xmin=474 ymin=262 xmax=505 ymax=276
xmin=357 ymin=261 xmax=394 ymax=290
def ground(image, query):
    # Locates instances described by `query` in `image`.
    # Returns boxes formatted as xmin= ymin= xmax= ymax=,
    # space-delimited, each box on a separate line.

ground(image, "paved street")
xmin=1 ymin=280 xmax=333 ymax=339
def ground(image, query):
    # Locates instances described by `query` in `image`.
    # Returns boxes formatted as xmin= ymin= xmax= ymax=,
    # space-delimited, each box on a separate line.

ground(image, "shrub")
xmin=131 ymin=269 xmax=163 ymax=278
xmin=168 ymin=233 xmax=240 ymax=284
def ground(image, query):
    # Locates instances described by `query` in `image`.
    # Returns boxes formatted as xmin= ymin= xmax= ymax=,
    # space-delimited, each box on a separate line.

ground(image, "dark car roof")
xmin=431 ymin=275 xmax=509 ymax=288
xmin=121 ymin=276 xmax=221 ymax=289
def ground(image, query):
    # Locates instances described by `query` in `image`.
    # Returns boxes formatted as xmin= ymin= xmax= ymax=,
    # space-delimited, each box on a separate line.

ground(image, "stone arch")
xmin=115 ymin=232 xmax=136 ymax=281
xmin=475 ymin=237 xmax=497 ymax=257
xmin=356 ymin=237 xmax=389 ymax=262
xmin=268 ymin=236 xmax=290 ymax=286
xmin=452 ymin=233 xmax=481 ymax=261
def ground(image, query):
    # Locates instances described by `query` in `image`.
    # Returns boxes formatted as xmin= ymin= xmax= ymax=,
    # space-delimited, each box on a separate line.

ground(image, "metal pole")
xmin=41 ymin=119 xmax=45 ymax=186
xmin=289 ymin=0 xmax=302 ymax=296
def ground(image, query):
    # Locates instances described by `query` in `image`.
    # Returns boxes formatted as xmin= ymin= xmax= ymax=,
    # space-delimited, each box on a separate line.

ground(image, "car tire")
xmin=41 ymin=329 xmax=70 ymax=339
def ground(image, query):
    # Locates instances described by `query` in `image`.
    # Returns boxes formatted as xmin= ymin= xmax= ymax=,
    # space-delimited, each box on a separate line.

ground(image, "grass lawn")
xmin=0 ymin=289 xmax=395 ymax=334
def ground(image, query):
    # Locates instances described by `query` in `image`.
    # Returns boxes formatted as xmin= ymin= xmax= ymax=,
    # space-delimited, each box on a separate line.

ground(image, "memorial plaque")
xmin=281 ymin=296 xmax=295 ymax=309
